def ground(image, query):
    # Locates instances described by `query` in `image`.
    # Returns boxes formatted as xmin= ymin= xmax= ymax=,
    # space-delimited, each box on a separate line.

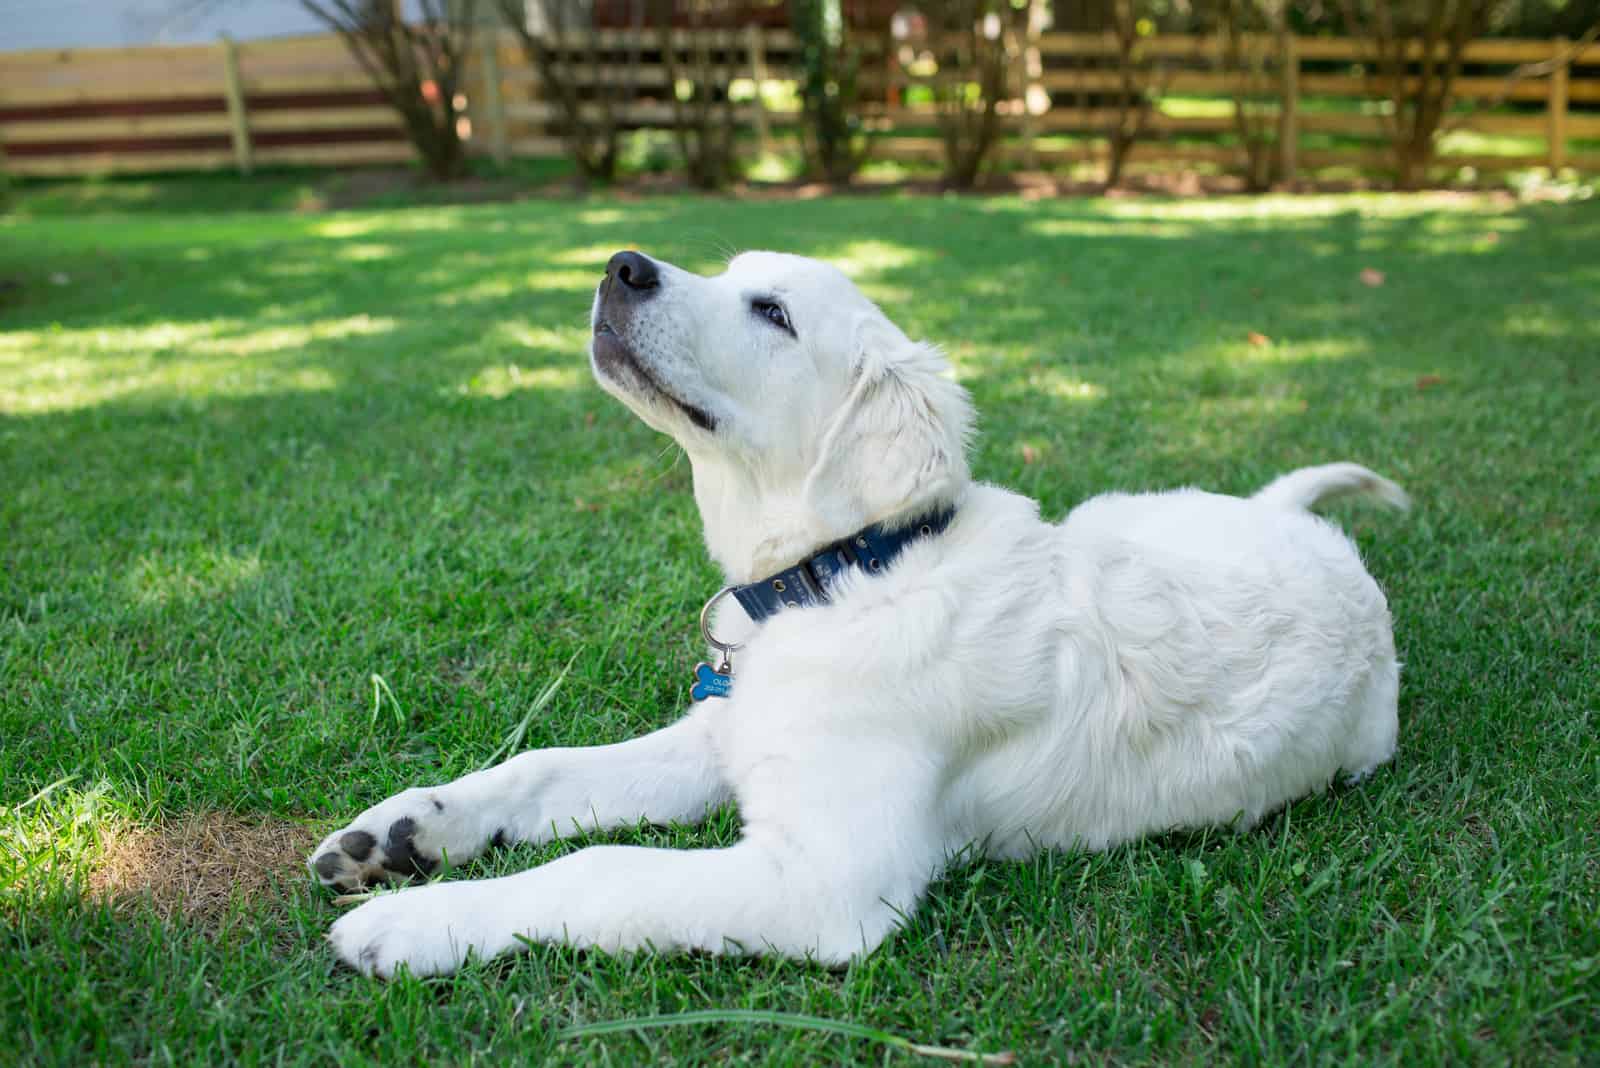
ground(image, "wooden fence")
xmin=913 ymin=31 xmax=1600 ymax=175
xmin=0 ymin=34 xmax=409 ymax=176
xmin=2 ymin=28 xmax=1597 ymax=179
xmin=461 ymin=26 xmax=813 ymax=162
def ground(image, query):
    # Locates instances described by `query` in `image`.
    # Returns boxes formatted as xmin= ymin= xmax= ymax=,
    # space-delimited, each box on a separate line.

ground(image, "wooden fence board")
xmin=1038 ymin=71 xmax=1247 ymax=94
xmin=252 ymin=142 xmax=414 ymax=165
xmin=239 ymin=72 xmax=394 ymax=94
xmin=1297 ymin=73 xmax=1557 ymax=101
xmin=1 ymin=113 xmax=237 ymax=141
xmin=0 ymin=60 xmax=225 ymax=93
xmin=1566 ymin=114 xmax=1600 ymax=138
xmin=1040 ymin=111 xmax=1239 ymax=134
xmin=1290 ymin=37 xmax=1557 ymax=62
xmin=248 ymin=107 xmax=401 ymax=132
xmin=505 ymin=100 xmax=772 ymax=123
xmin=1297 ymin=147 xmax=1391 ymax=168
xmin=873 ymin=106 xmax=1240 ymax=135
xmin=1297 ymin=112 xmax=1556 ymax=137
xmin=0 ymin=41 xmax=218 ymax=66
xmin=1 ymin=82 xmax=226 ymax=105
xmin=1033 ymin=34 xmax=1557 ymax=64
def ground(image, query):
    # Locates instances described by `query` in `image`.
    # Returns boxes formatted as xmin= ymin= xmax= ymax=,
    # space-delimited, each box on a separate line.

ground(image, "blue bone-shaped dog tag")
xmin=691 ymin=661 xmax=733 ymax=701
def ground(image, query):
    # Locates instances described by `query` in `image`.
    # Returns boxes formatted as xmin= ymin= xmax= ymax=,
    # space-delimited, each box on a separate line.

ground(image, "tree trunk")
xmin=1104 ymin=134 xmax=1131 ymax=190
xmin=1396 ymin=136 xmax=1432 ymax=190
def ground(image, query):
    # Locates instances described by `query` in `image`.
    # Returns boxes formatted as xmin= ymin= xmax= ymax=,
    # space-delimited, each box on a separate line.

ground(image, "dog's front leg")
xmin=309 ymin=705 xmax=729 ymax=891
xmin=327 ymin=748 xmax=944 ymax=977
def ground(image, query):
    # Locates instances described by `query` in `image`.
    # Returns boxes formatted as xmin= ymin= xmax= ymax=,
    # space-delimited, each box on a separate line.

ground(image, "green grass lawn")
xmin=2 ymin=179 xmax=1597 ymax=1065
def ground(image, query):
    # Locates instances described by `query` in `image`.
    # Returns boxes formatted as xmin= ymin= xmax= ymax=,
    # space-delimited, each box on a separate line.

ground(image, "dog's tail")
xmin=1252 ymin=463 xmax=1410 ymax=513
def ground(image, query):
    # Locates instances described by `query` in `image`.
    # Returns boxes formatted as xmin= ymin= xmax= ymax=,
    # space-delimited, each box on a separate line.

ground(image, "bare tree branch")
xmin=301 ymin=0 xmax=478 ymax=180
xmin=496 ymin=0 xmax=636 ymax=182
xmin=1336 ymin=0 xmax=1492 ymax=189
xmin=915 ymin=0 xmax=1020 ymax=188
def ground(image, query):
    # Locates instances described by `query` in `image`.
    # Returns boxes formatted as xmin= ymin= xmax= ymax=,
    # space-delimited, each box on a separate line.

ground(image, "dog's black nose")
xmin=607 ymin=251 xmax=659 ymax=293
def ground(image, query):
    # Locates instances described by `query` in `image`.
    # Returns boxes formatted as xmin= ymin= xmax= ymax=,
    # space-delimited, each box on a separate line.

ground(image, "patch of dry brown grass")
xmin=89 ymin=812 xmax=319 ymax=929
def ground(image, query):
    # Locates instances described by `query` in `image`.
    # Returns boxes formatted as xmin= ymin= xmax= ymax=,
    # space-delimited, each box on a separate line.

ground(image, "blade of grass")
xmin=477 ymin=652 xmax=579 ymax=771
xmin=369 ymin=673 xmax=403 ymax=730
xmin=12 ymin=775 xmax=79 ymax=812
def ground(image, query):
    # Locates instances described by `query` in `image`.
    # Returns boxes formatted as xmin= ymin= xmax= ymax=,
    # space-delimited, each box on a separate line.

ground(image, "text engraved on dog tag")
xmin=691 ymin=662 xmax=732 ymax=701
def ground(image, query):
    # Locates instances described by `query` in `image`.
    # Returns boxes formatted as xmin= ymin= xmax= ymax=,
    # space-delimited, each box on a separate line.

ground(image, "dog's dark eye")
xmin=751 ymin=299 xmax=793 ymax=335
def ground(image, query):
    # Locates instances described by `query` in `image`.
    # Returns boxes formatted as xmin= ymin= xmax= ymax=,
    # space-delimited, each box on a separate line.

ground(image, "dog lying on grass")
xmin=310 ymin=250 xmax=1406 ymax=978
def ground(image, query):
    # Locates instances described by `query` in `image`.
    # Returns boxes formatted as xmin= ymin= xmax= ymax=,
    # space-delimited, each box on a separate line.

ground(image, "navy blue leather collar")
xmin=730 ymin=507 xmax=957 ymax=624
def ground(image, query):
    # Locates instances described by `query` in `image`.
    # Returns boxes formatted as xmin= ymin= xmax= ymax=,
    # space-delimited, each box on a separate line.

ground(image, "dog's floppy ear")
xmin=802 ymin=316 xmax=973 ymax=533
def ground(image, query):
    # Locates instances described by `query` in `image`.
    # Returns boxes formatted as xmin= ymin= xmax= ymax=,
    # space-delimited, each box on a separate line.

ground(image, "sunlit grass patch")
xmin=824 ymin=238 xmax=925 ymax=278
xmin=0 ymin=315 xmax=395 ymax=414
xmin=0 ymin=780 xmax=124 ymax=908
xmin=454 ymin=364 xmax=585 ymax=399
xmin=122 ymin=549 xmax=265 ymax=608
xmin=1092 ymin=190 xmax=1519 ymax=222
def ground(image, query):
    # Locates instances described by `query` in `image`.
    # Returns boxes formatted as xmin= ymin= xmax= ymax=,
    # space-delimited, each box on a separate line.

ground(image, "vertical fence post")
xmin=1278 ymin=32 xmax=1298 ymax=184
xmin=220 ymin=34 xmax=253 ymax=175
xmin=479 ymin=27 xmax=510 ymax=163
xmin=1549 ymin=36 xmax=1569 ymax=172
xmin=746 ymin=24 xmax=772 ymax=158
xmin=1016 ymin=4 xmax=1043 ymax=171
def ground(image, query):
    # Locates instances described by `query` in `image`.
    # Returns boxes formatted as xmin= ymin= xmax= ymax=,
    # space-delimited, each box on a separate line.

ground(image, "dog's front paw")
xmin=329 ymin=883 xmax=497 ymax=978
xmin=308 ymin=787 xmax=482 ymax=892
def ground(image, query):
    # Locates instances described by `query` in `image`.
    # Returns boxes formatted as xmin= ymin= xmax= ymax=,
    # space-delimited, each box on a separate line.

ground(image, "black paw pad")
xmin=313 ymin=852 xmax=344 ymax=881
xmin=381 ymin=817 xmax=436 ymax=878
xmin=339 ymin=830 xmax=377 ymax=862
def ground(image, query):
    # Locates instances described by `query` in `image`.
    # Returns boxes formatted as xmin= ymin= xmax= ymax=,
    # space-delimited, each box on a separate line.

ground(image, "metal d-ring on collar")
xmin=699 ymin=585 xmax=742 ymax=674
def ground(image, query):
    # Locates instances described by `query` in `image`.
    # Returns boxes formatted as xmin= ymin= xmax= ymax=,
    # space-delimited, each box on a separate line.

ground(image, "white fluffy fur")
xmin=311 ymin=251 xmax=1405 ymax=978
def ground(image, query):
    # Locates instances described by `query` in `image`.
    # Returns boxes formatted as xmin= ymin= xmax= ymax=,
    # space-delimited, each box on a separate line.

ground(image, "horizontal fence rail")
xmin=1 ymin=28 xmax=1596 ymax=179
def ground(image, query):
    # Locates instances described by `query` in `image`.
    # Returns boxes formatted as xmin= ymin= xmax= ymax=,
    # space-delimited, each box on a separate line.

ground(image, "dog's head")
xmin=590 ymin=250 xmax=972 ymax=577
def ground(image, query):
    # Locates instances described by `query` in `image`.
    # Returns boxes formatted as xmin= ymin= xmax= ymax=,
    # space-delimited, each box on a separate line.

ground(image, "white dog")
xmin=310 ymin=250 xmax=1406 ymax=978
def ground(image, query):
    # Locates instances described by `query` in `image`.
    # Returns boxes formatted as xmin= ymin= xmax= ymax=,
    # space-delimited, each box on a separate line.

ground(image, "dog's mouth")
xmin=591 ymin=321 xmax=716 ymax=433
